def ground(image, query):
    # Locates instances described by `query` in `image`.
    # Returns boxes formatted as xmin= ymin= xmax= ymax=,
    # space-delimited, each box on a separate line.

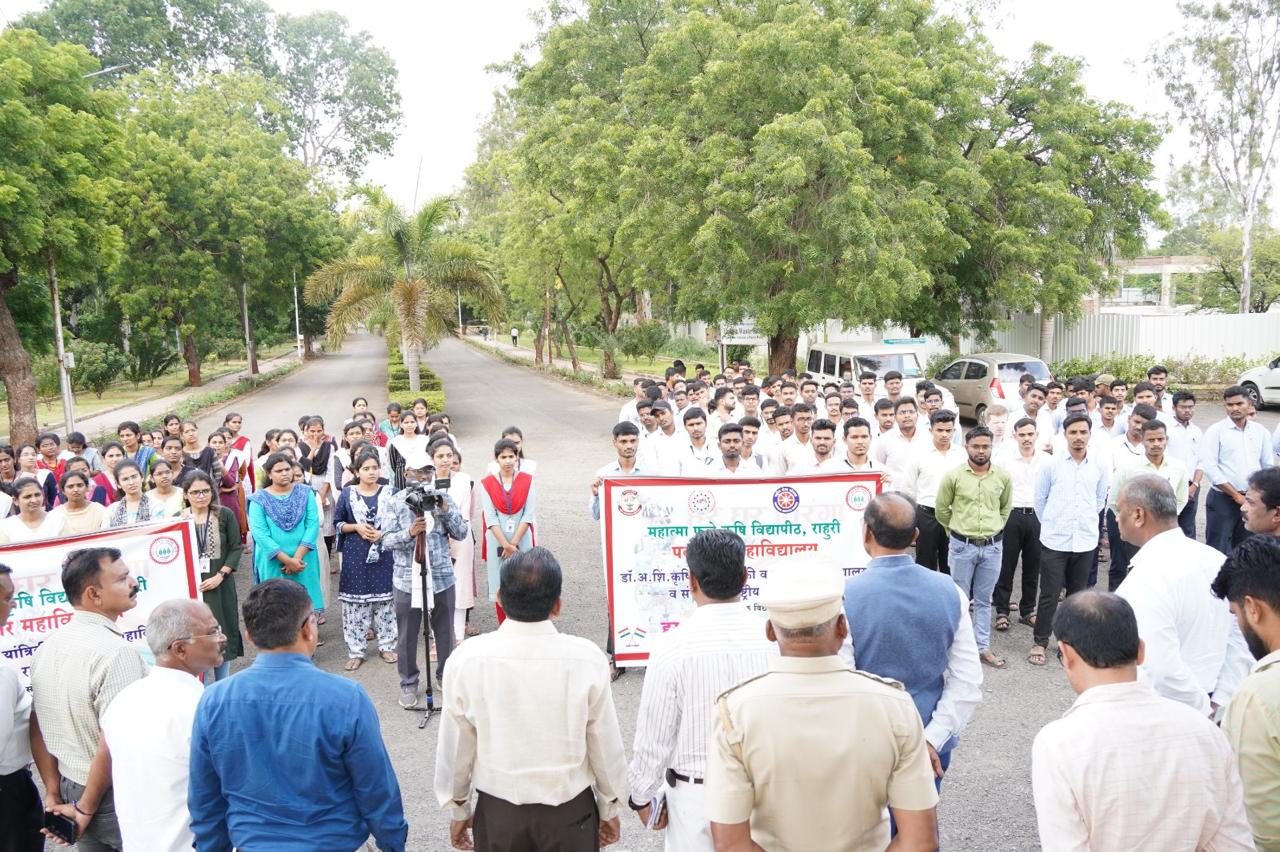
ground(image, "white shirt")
xmin=996 ymin=448 xmax=1046 ymax=507
xmin=627 ymin=603 xmax=776 ymax=802
xmin=677 ymin=441 xmax=717 ymax=476
xmin=100 ymin=666 xmax=205 ymax=852
xmin=779 ymin=434 xmax=817 ymax=474
xmin=618 ymin=399 xmax=641 ymax=427
xmin=870 ymin=426 xmax=931 ymax=487
xmin=0 ymin=512 xmax=65 ymax=544
xmin=1111 ymin=434 xmax=1146 ymax=476
xmin=639 ymin=430 xmax=686 ymax=475
xmin=0 ymin=665 xmax=32 ymax=774
xmin=901 ymin=444 xmax=965 ymax=507
xmin=1166 ymin=417 xmax=1203 ymax=482
xmin=701 ymin=458 xmax=755 ymax=477
xmin=435 ymin=619 xmax=628 ymax=820
xmin=1116 ymin=528 xmax=1252 ymax=716
xmin=1032 ymin=680 xmax=1254 ymax=852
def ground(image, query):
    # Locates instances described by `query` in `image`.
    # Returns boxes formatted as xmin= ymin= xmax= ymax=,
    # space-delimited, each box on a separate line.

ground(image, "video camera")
xmin=401 ymin=465 xmax=452 ymax=516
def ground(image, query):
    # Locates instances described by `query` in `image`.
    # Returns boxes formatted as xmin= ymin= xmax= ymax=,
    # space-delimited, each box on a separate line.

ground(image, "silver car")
xmin=934 ymin=352 xmax=1051 ymax=423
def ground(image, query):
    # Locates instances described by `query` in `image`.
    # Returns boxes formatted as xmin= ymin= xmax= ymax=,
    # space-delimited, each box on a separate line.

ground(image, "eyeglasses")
xmin=186 ymin=489 xmax=212 ymax=496
xmin=180 ymin=624 xmax=224 ymax=642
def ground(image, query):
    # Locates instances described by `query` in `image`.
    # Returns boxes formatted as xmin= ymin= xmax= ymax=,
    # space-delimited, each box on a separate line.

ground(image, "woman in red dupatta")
xmin=477 ymin=439 xmax=536 ymax=623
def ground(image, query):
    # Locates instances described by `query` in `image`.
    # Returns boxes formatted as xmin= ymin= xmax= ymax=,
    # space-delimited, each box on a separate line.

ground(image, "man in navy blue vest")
xmin=844 ymin=493 xmax=983 ymax=786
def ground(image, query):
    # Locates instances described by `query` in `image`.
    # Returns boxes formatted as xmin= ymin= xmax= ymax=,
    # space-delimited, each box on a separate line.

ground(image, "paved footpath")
xmin=209 ymin=332 xmax=1280 ymax=851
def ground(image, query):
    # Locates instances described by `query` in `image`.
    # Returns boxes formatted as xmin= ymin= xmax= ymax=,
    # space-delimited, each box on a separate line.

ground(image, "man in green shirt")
xmin=936 ymin=425 xmax=1013 ymax=668
xmin=1211 ymin=535 xmax=1280 ymax=851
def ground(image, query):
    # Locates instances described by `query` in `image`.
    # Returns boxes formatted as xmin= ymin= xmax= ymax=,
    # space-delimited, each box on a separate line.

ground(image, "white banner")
xmin=601 ymin=472 xmax=883 ymax=666
xmin=0 ymin=519 xmax=201 ymax=691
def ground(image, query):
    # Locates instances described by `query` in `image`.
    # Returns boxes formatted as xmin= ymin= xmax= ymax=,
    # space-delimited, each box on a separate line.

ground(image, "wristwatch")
xmin=627 ymin=796 xmax=648 ymax=812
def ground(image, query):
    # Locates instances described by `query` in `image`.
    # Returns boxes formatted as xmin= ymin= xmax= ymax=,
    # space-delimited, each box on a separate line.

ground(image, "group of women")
xmin=0 ymin=400 xmax=544 ymax=685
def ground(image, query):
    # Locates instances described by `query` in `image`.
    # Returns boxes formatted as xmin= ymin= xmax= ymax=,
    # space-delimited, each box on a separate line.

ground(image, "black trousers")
xmin=0 ymin=768 xmax=43 ymax=852
xmin=1034 ymin=547 xmax=1094 ymax=647
xmin=1206 ymin=487 xmax=1251 ymax=556
xmin=473 ymin=786 xmax=599 ymax=852
xmin=1178 ymin=487 xmax=1199 ymax=539
xmin=1105 ymin=510 xmax=1137 ymax=591
xmin=994 ymin=509 xmax=1041 ymax=616
xmin=915 ymin=505 xmax=950 ymax=574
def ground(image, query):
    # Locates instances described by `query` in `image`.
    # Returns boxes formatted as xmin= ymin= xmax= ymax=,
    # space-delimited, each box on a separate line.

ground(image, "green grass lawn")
xmin=1 ymin=343 xmax=294 ymax=438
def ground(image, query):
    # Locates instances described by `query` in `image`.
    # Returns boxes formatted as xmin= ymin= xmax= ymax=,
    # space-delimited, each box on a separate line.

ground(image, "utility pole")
xmin=293 ymin=270 xmax=304 ymax=359
xmin=46 ymin=251 xmax=75 ymax=433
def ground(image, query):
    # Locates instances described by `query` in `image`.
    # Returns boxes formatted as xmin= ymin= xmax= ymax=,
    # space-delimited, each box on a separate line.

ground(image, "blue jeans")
xmin=204 ymin=660 xmax=231 ymax=687
xmin=948 ymin=536 xmax=1003 ymax=652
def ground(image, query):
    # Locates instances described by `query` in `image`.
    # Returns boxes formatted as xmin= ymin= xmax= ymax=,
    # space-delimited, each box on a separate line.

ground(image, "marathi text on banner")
xmin=601 ymin=473 xmax=882 ymax=666
xmin=0 ymin=519 xmax=200 ymax=692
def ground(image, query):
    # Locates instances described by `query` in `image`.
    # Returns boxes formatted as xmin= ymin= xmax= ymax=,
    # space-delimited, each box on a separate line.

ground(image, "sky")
xmin=1 ymin=0 xmax=1197 ymax=211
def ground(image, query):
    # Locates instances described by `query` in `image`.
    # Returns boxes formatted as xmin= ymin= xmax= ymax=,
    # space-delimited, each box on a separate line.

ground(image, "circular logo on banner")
xmin=772 ymin=486 xmax=800 ymax=514
xmin=150 ymin=536 xmax=180 ymax=564
xmin=845 ymin=485 xmax=873 ymax=512
xmin=688 ymin=489 xmax=716 ymax=516
xmin=617 ymin=489 xmax=643 ymax=516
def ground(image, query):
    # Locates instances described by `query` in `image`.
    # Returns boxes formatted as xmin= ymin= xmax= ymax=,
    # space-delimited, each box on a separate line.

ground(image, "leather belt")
xmin=950 ymin=531 xmax=1004 ymax=546
xmin=1012 ymin=507 xmax=1036 ymax=514
xmin=666 ymin=768 xmax=703 ymax=786
xmin=918 ymin=505 xmax=936 ymax=515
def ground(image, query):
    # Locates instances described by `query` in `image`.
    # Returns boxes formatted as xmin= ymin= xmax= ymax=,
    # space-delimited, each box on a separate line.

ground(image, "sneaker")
xmin=399 ymin=688 xmax=419 ymax=710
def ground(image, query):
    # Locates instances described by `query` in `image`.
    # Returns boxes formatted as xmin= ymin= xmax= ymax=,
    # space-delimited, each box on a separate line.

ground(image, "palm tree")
xmin=305 ymin=189 xmax=503 ymax=390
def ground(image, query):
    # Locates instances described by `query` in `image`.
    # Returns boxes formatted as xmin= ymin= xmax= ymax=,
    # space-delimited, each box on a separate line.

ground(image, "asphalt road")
xmin=198 ymin=333 xmax=1277 ymax=852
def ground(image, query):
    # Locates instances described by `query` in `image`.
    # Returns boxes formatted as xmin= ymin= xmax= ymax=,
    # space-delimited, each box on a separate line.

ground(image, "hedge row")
xmin=385 ymin=350 xmax=446 ymax=415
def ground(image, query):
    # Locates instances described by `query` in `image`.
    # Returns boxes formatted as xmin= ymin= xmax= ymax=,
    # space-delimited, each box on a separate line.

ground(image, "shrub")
xmin=618 ymin=320 xmax=671 ymax=364
xmin=69 ymin=340 xmax=130 ymax=398
xmin=1049 ymin=352 xmax=1273 ymax=388
xmin=387 ymin=390 xmax=447 ymax=414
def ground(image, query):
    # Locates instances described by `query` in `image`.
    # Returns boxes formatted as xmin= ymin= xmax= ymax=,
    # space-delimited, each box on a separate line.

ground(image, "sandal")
xmin=380 ymin=651 xmax=398 ymax=664
xmin=980 ymin=650 xmax=1006 ymax=669
xmin=344 ymin=658 xmax=363 ymax=671
xmin=610 ymin=662 xmax=625 ymax=682
xmin=464 ymin=623 xmax=480 ymax=637
xmin=1027 ymin=646 xmax=1047 ymax=667
xmin=1018 ymin=613 xmax=1037 ymax=627
xmin=994 ymin=615 xmax=1010 ymax=632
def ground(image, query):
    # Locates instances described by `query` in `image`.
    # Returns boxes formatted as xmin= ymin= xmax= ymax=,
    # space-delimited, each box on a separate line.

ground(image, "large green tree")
xmin=1152 ymin=0 xmax=1280 ymax=313
xmin=18 ymin=0 xmax=273 ymax=76
xmin=0 ymin=29 xmax=123 ymax=444
xmin=305 ymin=191 xmax=503 ymax=391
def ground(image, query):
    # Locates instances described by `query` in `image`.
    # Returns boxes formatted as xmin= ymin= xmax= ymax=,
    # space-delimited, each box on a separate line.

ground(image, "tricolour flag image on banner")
xmin=601 ymin=472 xmax=882 ymax=666
xmin=0 ymin=518 xmax=200 ymax=691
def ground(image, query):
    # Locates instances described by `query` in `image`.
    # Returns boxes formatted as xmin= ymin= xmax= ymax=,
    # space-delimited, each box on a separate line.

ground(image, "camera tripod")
xmin=415 ymin=527 xmax=442 ymax=729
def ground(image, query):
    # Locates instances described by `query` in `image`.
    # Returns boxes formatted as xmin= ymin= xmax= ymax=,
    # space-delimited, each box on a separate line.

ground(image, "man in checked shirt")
xmin=626 ymin=529 xmax=775 ymax=850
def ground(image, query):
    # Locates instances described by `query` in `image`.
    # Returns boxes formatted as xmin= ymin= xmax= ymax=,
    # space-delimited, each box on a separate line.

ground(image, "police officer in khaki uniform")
xmin=705 ymin=562 xmax=940 ymax=851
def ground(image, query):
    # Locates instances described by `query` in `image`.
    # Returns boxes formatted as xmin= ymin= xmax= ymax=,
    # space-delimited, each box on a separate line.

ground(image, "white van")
xmin=802 ymin=342 xmax=956 ymax=410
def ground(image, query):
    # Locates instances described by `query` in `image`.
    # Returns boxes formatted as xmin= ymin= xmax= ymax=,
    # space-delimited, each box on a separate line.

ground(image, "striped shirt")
xmin=627 ymin=602 xmax=776 ymax=802
xmin=29 ymin=610 xmax=149 ymax=785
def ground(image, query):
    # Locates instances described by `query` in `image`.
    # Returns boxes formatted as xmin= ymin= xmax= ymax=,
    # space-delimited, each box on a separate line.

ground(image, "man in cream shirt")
xmin=436 ymin=547 xmax=628 ymax=851
xmin=1032 ymin=590 xmax=1253 ymax=851
xmin=901 ymin=409 xmax=965 ymax=573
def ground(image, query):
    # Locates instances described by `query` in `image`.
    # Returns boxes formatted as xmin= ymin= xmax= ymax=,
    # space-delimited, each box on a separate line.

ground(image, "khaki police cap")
xmin=760 ymin=559 xmax=844 ymax=629
xmin=1094 ymin=373 xmax=1116 ymax=386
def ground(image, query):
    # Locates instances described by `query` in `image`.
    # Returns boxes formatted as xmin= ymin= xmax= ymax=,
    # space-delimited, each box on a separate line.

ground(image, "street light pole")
xmin=47 ymin=252 xmax=75 ymax=433
xmin=293 ymin=270 xmax=304 ymax=360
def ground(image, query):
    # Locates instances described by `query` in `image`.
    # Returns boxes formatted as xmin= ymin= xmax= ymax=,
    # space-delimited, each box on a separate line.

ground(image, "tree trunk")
xmin=0 ymin=270 xmax=38 ymax=445
xmin=1038 ymin=311 xmax=1055 ymax=362
xmin=46 ymin=251 xmax=75 ymax=433
xmin=1240 ymin=200 xmax=1255 ymax=313
xmin=636 ymin=289 xmax=650 ymax=322
xmin=407 ymin=337 xmax=422 ymax=391
xmin=182 ymin=331 xmax=202 ymax=387
xmin=238 ymin=279 xmax=258 ymax=375
xmin=303 ymin=333 xmax=315 ymax=358
xmin=559 ymin=319 xmax=581 ymax=372
xmin=767 ymin=327 xmax=800 ymax=375
xmin=542 ymin=289 xmax=553 ymax=367
xmin=602 ymin=348 xmax=620 ymax=379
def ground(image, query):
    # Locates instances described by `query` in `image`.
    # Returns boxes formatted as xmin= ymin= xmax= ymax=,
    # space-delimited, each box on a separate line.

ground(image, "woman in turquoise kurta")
xmin=247 ymin=451 xmax=324 ymax=610
xmin=477 ymin=438 xmax=536 ymax=618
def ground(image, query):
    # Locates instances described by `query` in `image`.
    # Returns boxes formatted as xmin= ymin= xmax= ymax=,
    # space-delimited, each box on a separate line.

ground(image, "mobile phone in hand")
xmin=44 ymin=811 xmax=78 ymax=844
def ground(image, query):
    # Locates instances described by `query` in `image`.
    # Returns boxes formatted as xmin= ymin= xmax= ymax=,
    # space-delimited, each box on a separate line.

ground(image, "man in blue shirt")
xmin=1030 ymin=414 xmax=1109 ymax=667
xmin=189 ymin=579 xmax=408 ymax=852
xmin=844 ymin=494 xmax=983 ymax=791
xmin=1201 ymin=385 xmax=1275 ymax=555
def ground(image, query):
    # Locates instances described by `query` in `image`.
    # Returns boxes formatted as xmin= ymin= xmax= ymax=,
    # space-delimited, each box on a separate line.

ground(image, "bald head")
xmin=1117 ymin=474 xmax=1178 ymax=522
xmin=864 ymin=493 xmax=917 ymax=551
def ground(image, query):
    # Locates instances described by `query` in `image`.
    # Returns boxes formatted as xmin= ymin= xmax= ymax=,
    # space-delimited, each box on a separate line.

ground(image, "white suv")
xmin=1239 ymin=355 xmax=1280 ymax=408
